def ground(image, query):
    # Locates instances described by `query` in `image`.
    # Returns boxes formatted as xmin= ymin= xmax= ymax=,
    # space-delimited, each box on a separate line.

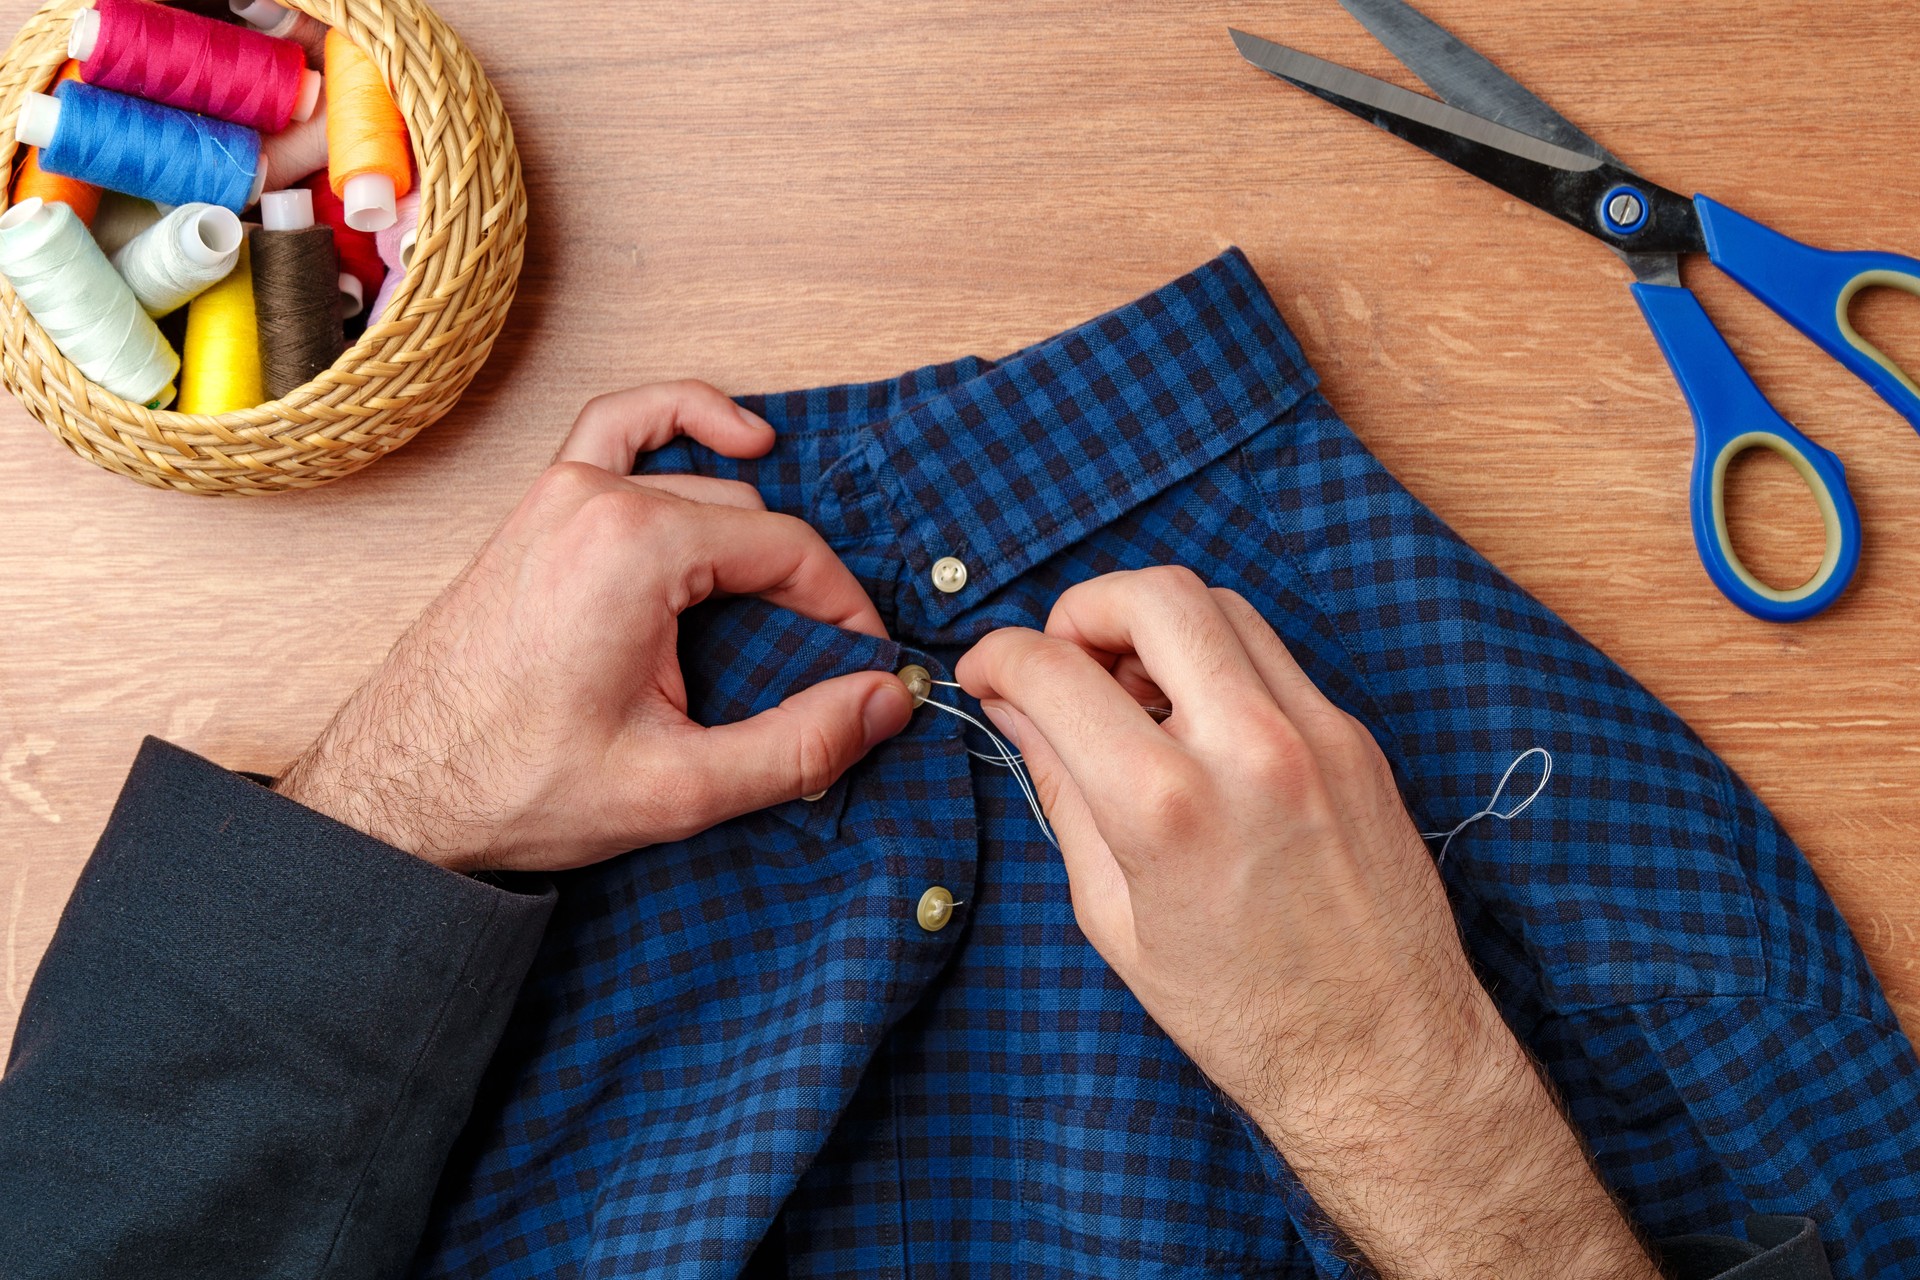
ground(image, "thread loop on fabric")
xmin=1421 ymin=747 xmax=1553 ymax=864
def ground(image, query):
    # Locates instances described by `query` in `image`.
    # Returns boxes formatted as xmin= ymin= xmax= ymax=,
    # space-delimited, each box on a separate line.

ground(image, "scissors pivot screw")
xmin=1602 ymin=186 xmax=1649 ymax=236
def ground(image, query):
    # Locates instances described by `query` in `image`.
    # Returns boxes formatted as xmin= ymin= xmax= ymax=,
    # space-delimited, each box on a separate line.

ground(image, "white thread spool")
xmin=261 ymin=101 xmax=330 ymax=189
xmin=0 ymin=198 xmax=178 ymax=406
xmin=111 ymin=203 xmax=245 ymax=316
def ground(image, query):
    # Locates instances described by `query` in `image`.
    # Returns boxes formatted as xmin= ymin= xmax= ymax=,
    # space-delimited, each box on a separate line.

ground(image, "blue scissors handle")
xmin=1631 ymin=282 xmax=1861 ymax=622
xmin=1695 ymin=196 xmax=1920 ymax=431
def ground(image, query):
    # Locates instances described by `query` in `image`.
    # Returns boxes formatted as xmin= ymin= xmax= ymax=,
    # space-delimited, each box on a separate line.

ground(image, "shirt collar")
xmin=855 ymin=248 xmax=1318 ymax=631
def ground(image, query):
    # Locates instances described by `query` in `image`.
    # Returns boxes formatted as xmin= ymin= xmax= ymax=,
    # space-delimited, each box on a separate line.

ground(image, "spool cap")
xmin=67 ymin=8 xmax=99 ymax=61
xmin=342 ymin=172 xmax=396 ymax=233
xmin=181 ymin=205 xmax=245 ymax=267
xmin=229 ymin=0 xmax=293 ymax=27
xmin=260 ymin=187 xmax=315 ymax=231
xmin=0 ymin=195 xmax=47 ymax=234
xmin=249 ymin=158 xmax=270 ymax=209
xmin=338 ymin=271 xmax=363 ymax=318
xmin=292 ymin=70 xmax=323 ymax=123
xmin=14 ymin=93 xmax=61 ymax=150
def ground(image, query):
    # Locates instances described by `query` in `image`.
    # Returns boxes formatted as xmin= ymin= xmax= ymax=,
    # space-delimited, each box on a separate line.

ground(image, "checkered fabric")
xmin=410 ymin=249 xmax=1920 ymax=1279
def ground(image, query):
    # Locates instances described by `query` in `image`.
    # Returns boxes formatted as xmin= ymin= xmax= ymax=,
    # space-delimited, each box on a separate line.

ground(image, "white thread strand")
xmin=1421 ymin=747 xmax=1553 ymax=864
xmin=919 ymin=695 xmax=1059 ymax=849
xmin=0 ymin=198 xmax=178 ymax=405
xmin=110 ymin=203 xmax=242 ymax=316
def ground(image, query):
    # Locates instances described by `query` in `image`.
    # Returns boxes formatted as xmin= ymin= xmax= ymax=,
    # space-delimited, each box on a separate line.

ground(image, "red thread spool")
xmin=71 ymin=0 xmax=321 ymax=136
xmin=301 ymin=172 xmax=385 ymax=317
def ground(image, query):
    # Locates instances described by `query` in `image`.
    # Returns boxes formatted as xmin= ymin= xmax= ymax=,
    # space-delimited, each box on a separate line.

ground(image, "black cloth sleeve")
xmin=0 ymin=737 xmax=555 ymax=1280
xmin=1660 ymin=1217 xmax=1833 ymax=1280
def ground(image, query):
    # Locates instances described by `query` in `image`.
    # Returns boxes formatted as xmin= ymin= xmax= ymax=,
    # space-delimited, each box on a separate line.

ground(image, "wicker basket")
xmin=0 ymin=0 xmax=526 ymax=494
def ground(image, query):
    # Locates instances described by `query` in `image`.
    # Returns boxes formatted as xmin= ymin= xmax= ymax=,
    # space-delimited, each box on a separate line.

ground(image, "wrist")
xmin=274 ymin=729 xmax=482 ymax=875
xmin=1250 ymin=978 xmax=1660 ymax=1280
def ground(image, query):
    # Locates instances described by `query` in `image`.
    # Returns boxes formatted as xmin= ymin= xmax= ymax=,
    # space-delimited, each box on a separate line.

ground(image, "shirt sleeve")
xmin=0 ymin=737 xmax=556 ymax=1280
xmin=1659 ymin=1216 xmax=1833 ymax=1280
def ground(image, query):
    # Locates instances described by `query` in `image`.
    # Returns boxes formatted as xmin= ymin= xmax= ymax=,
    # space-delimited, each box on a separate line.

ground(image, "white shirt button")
xmin=930 ymin=557 xmax=968 ymax=594
xmin=801 ymin=790 xmax=828 ymax=802
xmin=916 ymin=885 xmax=955 ymax=932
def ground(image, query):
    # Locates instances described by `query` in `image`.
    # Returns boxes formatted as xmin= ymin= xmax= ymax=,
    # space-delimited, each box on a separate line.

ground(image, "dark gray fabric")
xmin=0 ymin=737 xmax=556 ymax=1279
xmin=1662 ymin=1218 xmax=1835 ymax=1280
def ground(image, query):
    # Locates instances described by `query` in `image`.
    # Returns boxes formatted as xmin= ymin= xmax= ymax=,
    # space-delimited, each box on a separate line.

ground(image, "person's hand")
xmin=275 ymin=381 xmax=915 ymax=875
xmin=957 ymin=567 xmax=1659 ymax=1280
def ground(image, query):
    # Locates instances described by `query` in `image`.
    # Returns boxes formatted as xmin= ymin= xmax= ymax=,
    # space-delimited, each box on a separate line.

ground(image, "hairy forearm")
xmin=1250 ymin=985 xmax=1662 ymax=1280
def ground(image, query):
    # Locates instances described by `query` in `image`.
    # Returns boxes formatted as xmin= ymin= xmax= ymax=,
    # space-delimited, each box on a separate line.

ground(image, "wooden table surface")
xmin=2 ymin=0 xmax=1917 ymax=1058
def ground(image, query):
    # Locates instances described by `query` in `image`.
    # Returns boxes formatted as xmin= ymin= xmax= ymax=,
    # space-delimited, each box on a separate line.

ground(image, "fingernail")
xmin=862 ymin=677 xmax=913 ymax=749
xmin=980 ymin=701 xmax=1022 ymax=750
xmin=734 ymin=403 xmax=773 ymax=433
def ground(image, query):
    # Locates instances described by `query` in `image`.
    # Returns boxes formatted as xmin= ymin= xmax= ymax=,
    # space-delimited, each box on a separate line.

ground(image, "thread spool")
xmin=0 ymin=197 xmax=177 ymax=406
xmin=179 ymin=238 xmax=262 ymax=414
xmin=88 ymin=191 xmax=161 ymax=257
xmin=71 ymin=0 xmax=322 ymax=135
xmin=111 ymin=203 xmax=245 ymax=316
xmin=11 ymin=62 xmax=99 ymax=225
xmin=365 ymin=188 xmax=418 ymax=323
xmin=324 ymin=29 xmax=411 ymax=232
xmin=252 ymin=188 xmax=343 ymax=397
xmin=230 ymin=0 xmax=328 ymax=70
xmin=262 ymin=100 xmax=330 ymax=188
xmin=18 ymin=82 xmax=266 ymax=213
xmin=300 ymin=171 xmax=382 ymax=316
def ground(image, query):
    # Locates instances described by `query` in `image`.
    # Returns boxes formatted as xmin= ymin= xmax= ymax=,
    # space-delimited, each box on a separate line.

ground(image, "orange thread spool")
xmin=324 ymin=30 xmax=412 ymax=233
xmin=11 ymin=62 xmax=100 ymax=225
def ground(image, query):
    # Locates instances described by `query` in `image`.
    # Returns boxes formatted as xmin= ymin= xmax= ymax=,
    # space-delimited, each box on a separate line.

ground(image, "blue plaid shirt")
xmin=411 ymin=249 xmax=1920 ymax=1278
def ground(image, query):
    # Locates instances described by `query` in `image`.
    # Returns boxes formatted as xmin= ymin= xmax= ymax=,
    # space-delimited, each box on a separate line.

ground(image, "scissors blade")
xmin=1331 ymin=0 xmax=1624 ymax=168
xmin=1230 ymin=29 xmax=1706 ymax=255
xmin=1230 ymin=29 xmax=1601 ymax=174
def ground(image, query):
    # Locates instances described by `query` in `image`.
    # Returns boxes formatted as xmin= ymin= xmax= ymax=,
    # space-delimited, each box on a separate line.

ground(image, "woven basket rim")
xmin=0 ymin=0 xmax=528 ymax=493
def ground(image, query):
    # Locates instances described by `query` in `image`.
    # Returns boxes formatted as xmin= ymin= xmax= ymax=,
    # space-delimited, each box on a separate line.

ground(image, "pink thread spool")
xmin=366 ymin=189 xmax=418 ymax=323
xmin=70 ymin=0 xmax=322 ymax=135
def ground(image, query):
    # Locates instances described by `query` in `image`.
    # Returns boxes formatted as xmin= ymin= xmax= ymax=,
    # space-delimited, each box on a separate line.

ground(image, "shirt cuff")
xmin=0 ymin=736 xmax=555 ymax=1279
xmin=1658 ymin=1217 xmax=1832 ymax=1280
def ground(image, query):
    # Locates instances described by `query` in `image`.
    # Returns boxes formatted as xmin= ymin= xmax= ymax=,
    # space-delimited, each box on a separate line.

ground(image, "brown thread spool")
xmin=251 ymin=189 xmax=344 ymax=399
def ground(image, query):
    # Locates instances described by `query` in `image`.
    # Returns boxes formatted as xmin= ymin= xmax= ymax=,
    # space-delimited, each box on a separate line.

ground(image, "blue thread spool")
xmin=15 ymin=81 xmax=265 ymax=214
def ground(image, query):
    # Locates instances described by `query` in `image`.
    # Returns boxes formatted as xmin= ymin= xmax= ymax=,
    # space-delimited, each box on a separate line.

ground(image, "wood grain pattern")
xmin=2 ymin=0 xmax=1917 ymax=1061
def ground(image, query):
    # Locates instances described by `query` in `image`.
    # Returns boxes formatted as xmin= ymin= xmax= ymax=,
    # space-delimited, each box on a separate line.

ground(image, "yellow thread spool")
xmin=179 ymin=237 xmax=263 ymax=414
xmin=324 ymin=30 xmax=412 ymax=232
xmin=12 ymin=62 xmax=100 ymax=225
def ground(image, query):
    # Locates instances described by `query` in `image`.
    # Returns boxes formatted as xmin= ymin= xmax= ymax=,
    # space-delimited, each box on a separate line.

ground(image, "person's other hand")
xmin=957 ymin=567 xmax=1658 ymax=1280
xmin=275 ymin=381 xmax=914 ymax=874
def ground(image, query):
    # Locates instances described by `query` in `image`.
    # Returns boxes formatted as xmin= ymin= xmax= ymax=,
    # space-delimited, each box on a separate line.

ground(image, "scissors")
xmin=1231 ymin=0 xmax=1920 ymax=622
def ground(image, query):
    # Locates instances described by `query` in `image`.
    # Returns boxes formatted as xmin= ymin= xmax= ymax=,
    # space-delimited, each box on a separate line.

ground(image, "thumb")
xmin=670 ymin=671 xmax=915 ymax=825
